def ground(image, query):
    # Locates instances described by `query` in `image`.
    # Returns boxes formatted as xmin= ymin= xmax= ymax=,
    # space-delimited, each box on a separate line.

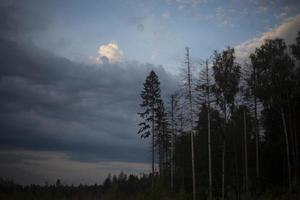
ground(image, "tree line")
xmin=137 ymin=32 xmax=300 ymax=200
xmin=0 ymin=174 xmax=165 ymax=200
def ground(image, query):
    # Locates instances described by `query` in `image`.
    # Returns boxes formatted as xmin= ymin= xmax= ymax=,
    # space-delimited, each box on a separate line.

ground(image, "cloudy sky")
xmin=0 ymin=0 xmax=300 ymax=185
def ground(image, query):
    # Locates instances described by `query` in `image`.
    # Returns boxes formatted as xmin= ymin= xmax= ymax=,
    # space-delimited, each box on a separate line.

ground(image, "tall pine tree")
xmin=138 ymin=70 xmax=161 ymax=179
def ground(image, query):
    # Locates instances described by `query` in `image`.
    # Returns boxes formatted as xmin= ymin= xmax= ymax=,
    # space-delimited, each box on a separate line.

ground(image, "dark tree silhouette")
xmin=138 ymin=70 xmax=161 ymax=180
xmin=212 ymin=47 xmax=241 ymax=200
xmin=155 ymin=99 xmax=171 ymax=180
xmin=251 ymin=39 xmax=295 ymax=191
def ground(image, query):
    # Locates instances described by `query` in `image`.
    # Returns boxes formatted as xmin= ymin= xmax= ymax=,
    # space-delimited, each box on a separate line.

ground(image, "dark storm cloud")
xmin=0 ymin=0 xmax=180 ymax=185
xmin=0 ymin=37 xmax=178 ymax=163
xmin=0 ymin=0 xmax=50 ymax=41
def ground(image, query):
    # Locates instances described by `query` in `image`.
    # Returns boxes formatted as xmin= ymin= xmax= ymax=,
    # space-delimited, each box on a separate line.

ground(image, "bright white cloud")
xmin=90 ymin=42 xmax=124 ymax=64
xmin=235 ymin=14 xmax=300 ymax=62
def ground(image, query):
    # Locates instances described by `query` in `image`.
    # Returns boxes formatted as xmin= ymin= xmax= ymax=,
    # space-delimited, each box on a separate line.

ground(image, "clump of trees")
xmin=0 ymin=174 xmax=172 ymax=200
xmin=0 ymin=178 xmax=103 ymax=200
xmin=137 ymin=31 xmax=300 ymax=199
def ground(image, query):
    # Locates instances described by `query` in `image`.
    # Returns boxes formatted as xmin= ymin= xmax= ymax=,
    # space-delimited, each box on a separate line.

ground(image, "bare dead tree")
xmin=185 ymin=47 xmax=196 ymax=200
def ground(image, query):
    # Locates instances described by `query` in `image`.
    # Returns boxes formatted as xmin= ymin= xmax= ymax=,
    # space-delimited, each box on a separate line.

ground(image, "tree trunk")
xmin=222 ymin=140 xmax=226 ymax=200
xmin=159 ymin=135 xmax=164 ymax=178
xmin=186 ymin=47 xmax=196 ymax=200
xmin=243 ymin=108 xmax=248 ymax=194
xmin=293 ymin=109 xmax=299 ymax=187
xmin=206 ymin=60 xmax=213 ymax=200
xmin=288 ymin=103 xmax=298 ymax=188
xmin=152 ymin=107 xmax=155 ymax=187
xmin=191 ymin=130 xmax=196 ymax=200
xmin=164 ymin=133 xmax=167 ymax=180
xmin=181 ymin=115 xmax=185 ymax=190
xmin=222 ymin=107 xmax=226 ymax=200
xmin=280 ymin=108 xmax=292 ymax=191
xmin=208 ymin=106 xmax=212 ymax=200
xmin=253 ymin=64 xmax=260 ymax=189
xmin=171 ymin=95 xmax=175 ymax=192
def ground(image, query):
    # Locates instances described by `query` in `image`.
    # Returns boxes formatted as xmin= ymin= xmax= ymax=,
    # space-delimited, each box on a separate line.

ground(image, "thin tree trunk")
xmin=161 ymin=126 xmax=165 ymax=179
xmin=253 ymin=65 xmax=260 ymax=189
xmin=171 ymin=95 xmax=175 ymax=192
xmin=233 ymin=122 xmax=240 ymax=199
xmin=243 ymin=108 xmax=248 ymax=194
xmin=222 ymin=140 xmax=225 ymax=200
xmin=186 ymin=47 xmax=196 ymax=200
xmin=208 ymin=106 xmax=212 ymax=200
xmin=159 ymin=135 xmax=163 ymax=178
xmin=222 ymin=107 xmax=226 ymax=200
xmin=293 ymin=109 xmax=299 ymax=187
xmin=206 ymin=60 xmax=213 ymax=200
xmin=288 ymin=103 xmax=296 ymax=188
xmin=181 ymin=115 xmax=185 ymax=191
xmin=234 ymin=146 xmax=240 ymax=200
xmin=171 ymin=113 xmax=174 ymax=192
xmin=164 ymin=132 xmax=167 ymax=180
xmin=280 ymin=107 xmax=292 ymax=191
xmin=191 ymin=130 xmax=196 ymax=200
xmin=288 ymin=102 xmax=298 ymax=188
xmin=152 ymin=107 xmax=155 ymax=188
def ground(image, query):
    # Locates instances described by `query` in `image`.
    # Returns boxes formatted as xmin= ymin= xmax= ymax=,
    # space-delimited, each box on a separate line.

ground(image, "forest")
xmin=1 ymin=32 xmax=300 ymax=200
xmin=136 ymin=30 xmax=300 ymax=200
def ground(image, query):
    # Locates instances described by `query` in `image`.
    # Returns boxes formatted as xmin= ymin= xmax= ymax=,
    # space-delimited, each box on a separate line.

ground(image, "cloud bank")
xmin=0 ymin=38 xmax=177 ymax=185
xmin=0 ymin=0 xmax=180 ymax=185
xmin=235 ymin=14 xmax=300 ymax=62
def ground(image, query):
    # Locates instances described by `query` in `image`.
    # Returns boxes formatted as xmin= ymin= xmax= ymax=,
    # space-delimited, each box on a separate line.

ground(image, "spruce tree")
xmin=138 ymin=70 xmax=161 ymax=179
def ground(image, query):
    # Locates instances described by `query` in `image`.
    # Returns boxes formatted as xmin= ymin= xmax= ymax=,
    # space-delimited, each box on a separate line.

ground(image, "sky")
xmin=0 ymin=0 xmax=300 ymax=185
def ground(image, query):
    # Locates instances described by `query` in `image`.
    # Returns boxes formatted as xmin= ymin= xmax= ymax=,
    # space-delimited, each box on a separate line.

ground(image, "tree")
xmin=250 ymin=39 xmax=295 ymax=190
xmin=225 ymin=105 xmax=253 ymax=198
xmin=138 ymin=70 xmax=161 ymax=181
xmin=184 ymin=47 xmax=196 ymax=200
xmin=195 ymin=59 xmax=214 ymax=200
xmin=245 ymin=62 xmax=261 ymax=190
xmin=212 ymin=47 xmax=241 ymax=200
xmin=155 ymin=99 xmax=171 ymax=180
xmin=240 ymin=66 xmax=258 ymax=195
xmin=291 ymin=31 xmax=300 ymax=60
xmin=168 ymin=92 xmax=181 ymax=192
xmin=290 ymin=31 xmax=300 ymax=186
xmin=194 ymin=102 xmax=224 ymax=198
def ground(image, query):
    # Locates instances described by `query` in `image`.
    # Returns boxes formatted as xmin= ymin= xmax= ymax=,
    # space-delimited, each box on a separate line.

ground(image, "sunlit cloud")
xmin=90 ymin=42 xmax=124 ymax=64
xmin=235 ymin=14 xmax=300 ymax=62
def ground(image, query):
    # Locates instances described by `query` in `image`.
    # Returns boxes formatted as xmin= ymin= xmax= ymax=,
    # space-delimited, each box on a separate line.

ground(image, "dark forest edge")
xmin=1 ymin=175 xmax=299 ymax=200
